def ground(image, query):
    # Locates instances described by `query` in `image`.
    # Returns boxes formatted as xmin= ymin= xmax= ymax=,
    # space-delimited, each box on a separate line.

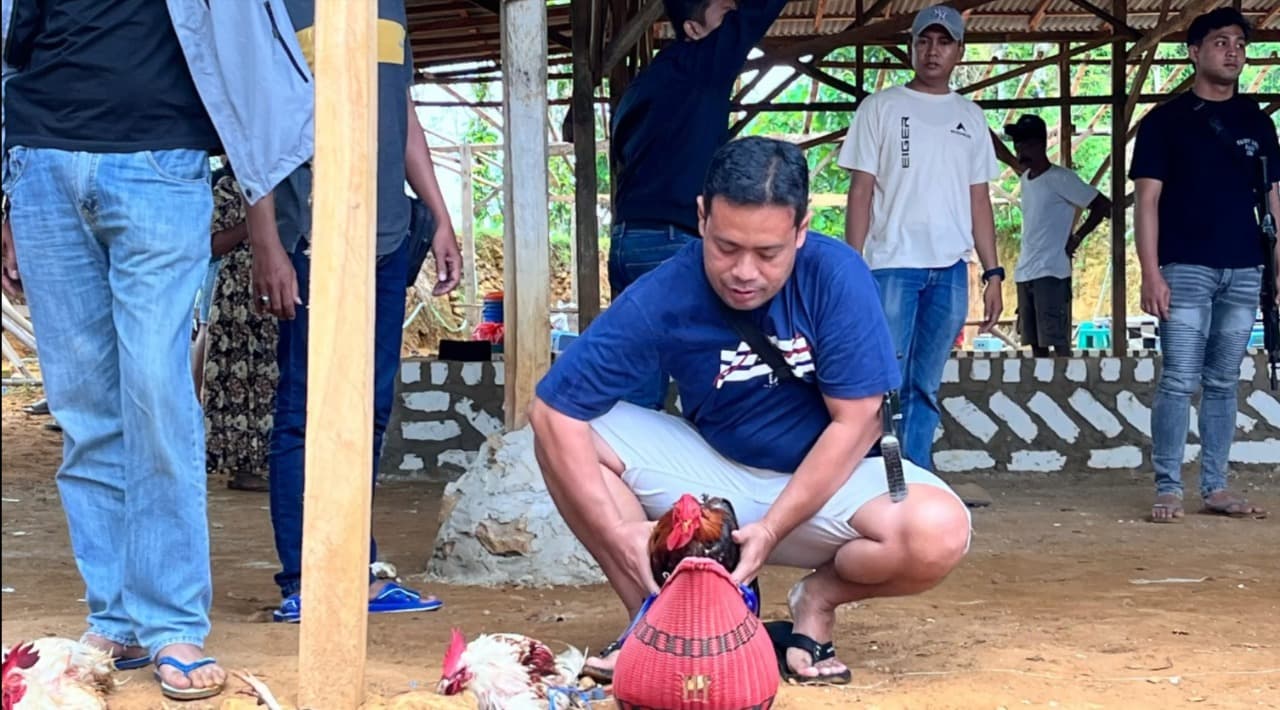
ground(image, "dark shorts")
xmin=1017 ymin=277 xmax=1072 ymax=348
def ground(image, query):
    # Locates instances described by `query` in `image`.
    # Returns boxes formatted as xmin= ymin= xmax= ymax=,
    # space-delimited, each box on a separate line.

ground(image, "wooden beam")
xmin=298 ymin=0 xmax=377 ymax=707
xmin=1110 ymin=1 xmax=1128 ymax=353
xmin=792 ymin=60 xmax=865 ymax=99
xmin=602 ymin=0 xmax=664 ymax=76
xmin=1029 ymin=0 xmax=1053 ymax=31
xmin=1060 ymin=43 xmax=1072 ymax=168
xmin=729 ymin=66 xmax=801 ymax=136
xmin=466 ymin=0 xmax=574 ymax=50
xmin=1126 ymin=0 xmax=1218 ymax=59
xmin=960 ymin=40 xmax=1107 ymax=96
xmin=459 ymin=145 xmax=479 ymax=325
xmin=572 ymin=0 xmax=601 ymax=328
xmin=502 ymin=0 xmax=551 ymax=430
xmin=1263 ymin=6 xmax=1280 ymax=30
xmin=1061 ymin=0 xmax=1140 ymax=38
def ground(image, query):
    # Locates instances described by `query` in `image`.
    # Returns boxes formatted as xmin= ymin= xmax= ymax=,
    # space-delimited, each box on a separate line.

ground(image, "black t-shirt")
xmin=610 ymin=0 xmax=788 ymax=234
xmin=3 ymin=0 xmax=219 ymax=153
xmin=1129 ymin=91 xmax=1280 ymax=269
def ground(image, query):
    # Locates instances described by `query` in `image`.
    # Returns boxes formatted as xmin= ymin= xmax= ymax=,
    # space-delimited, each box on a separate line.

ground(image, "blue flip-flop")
xmin=367 ymin=582 xmax=443 ymax=615
xmin=154 ymin=656 xmax=225 ymax=701
xmin=112 ymin=654 xmax=152 ymax=671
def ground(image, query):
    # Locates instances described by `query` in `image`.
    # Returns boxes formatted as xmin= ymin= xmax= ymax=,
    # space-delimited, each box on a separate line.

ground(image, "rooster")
xmin=649 ymin=493 xmax=760 ymax=616
xmin=436 ymin=628 xmax=585 ymax=710
xmin=2 ymin=638 xmax=117 ymax=710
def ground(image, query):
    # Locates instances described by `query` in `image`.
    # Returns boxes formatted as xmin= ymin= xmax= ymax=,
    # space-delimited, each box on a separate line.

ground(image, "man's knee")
xmin=899 ymin=489 xmax=970 ymax=582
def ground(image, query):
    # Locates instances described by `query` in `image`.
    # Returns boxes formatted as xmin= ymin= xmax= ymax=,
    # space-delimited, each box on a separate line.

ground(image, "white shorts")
xmin=590 ymin=402 xmax=967 ymax=570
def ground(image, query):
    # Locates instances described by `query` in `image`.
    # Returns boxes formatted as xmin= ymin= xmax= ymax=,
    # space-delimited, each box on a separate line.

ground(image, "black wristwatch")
xmin=981 ymin=266 xmax=1006 ymax=285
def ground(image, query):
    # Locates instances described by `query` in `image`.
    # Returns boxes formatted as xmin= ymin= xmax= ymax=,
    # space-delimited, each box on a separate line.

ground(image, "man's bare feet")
xmin=1202 ymin=490 xmax=1267 ymax=519
xmin=1150 ymin=493 xmax=1185 ymax=523
xmin=81 ymin=633 xmax=148 ymax=666
xmin=581 ymin=640 xmax=623 ymax=682
xmin=782 ymin=581 xmax=850 ymax=682
xmin=154 ymin=643 xmax=225 ymax=697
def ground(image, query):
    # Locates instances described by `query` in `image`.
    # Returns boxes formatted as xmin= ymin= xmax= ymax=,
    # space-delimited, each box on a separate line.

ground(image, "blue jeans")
xmin=3 ymin=147 xmax=213 ymax=655
xmin=872 ymin=261 xmax=969 ymax=471
xmin=1152 ymin=264 xmax=1261 ymax=500
xmin=268 ymin=234 xmax=411 ymax=597
xmin=608 ymin=222 xmax=697 ymax=409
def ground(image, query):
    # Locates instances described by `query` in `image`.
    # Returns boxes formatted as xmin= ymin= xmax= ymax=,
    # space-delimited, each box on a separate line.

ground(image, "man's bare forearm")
xmin=404 ymin=97 xmax=453 ymax=228
xmin=845 ymin=175 xmax=874 ymax=252
xmin=970 ymin=184 xmax=999 ymax=270
xmin=760 ymin=403 xmax=880 ymax=541
xmin=529 ymin=399 xmax=624 ymax=553
xmin=1134 ymin=180 xmax=1161 ymax=277
xmin=245 ymin=193 xmax=283 ymax=249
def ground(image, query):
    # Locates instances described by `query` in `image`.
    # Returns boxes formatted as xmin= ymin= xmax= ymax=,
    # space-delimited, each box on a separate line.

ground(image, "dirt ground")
xmin=2 ymin=386 xmax=1278 ymax=710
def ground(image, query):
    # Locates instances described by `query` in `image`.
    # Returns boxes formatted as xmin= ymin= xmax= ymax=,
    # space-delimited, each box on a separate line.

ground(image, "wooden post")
xmin=1110 ymin=1 xmax=1129 ymax=353
xmin=298 ymin=0 xmax=377 ymax=707
xmin=1059 ymin=42 xmax=1072 ymax=169
xmin=572 ymin=0 xmax=601 ymax=328
xmin=460 ymin=144 xmax=479 ymax=325
xmin=502 ymin=0 xmax=551 ymax=430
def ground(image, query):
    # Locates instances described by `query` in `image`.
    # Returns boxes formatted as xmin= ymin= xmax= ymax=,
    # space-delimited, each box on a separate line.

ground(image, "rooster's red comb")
xmin=2 ymin=641 xmax=39 ymax=676
xmin=441 ymin=628 xmax=466 ymax=677
xmin=666 ymin=494 xmax=704 ymax=551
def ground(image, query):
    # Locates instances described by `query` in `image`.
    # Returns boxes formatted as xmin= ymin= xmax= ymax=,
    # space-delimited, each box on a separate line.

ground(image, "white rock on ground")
xmin=427 ymin=427 xmax=606 ymax=587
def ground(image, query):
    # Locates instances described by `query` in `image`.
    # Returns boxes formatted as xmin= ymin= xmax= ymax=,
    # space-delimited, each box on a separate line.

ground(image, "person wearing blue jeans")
xmin=260 ymin=0 xmax=462 ymax=622
xmin=1 ymin=0 xmax=312 ymax=701
xmin=839 ymin=6 xmax=1004 ymax=473
xmin=1132 ymin=8 xmax=1277 ymax=523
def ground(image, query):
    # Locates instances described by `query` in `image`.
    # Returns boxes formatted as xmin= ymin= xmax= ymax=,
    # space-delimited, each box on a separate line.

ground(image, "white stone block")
xmin=1034 ymin=358 xmax=1054 ymax=382
xmin=988 ymin=392 xmax=1039 ymax=443
xmin=1228 ymin=439 xmax=1280 ymax=465
xmin=933 ymin=424 xmax=943 ymax=443
xmin=933 ymin=450 xmax=995 ymax=472
xmin=401 ymin=361 xmax=422 ymax=385
xmin=1009 ymin=450 xmax=1066 ymax=472
xmin=1002 ymin=359 xmax=1021 ymax=383
xmin=1115 ymin=391 xmax=1152 ymax=437
xmin=941 ymin=359 xmax=960 ymax=384
xmin=941 ymin=396 xmax=999 ymax=443
xmin=403 ymin=391 xmax=451 ymax=413
xmin=1246 ymin=391 xmax=1280 ymax=427
xmin=461 ymin=362 xmax=483 ymax=386
xmin=1100 ymin=358 xmax=1121 ymax=382
xmin=1134 ymin=359 xmax=1155 ymax=383
xmin=437 ymin=449 xmax=475 ymax=470
xmin=1239 ymin=356 xmax=1255 ymax=382
xmin=399 ymin=453 xmax=425 ymax=472
xmin=402 ymin=420 xmax=462 ymax=441
xmin=1065 ymin=359 xmax=1087 ymax=382
xmin=494 ymin=362 xmax=505 ymax=386
xmin=1087 ymin=446 xmax=1143 ymax=469
xmin=455 ymin=397 xmax=503 ymax=437
xmin=1028 ymin=392 xmax=1080 ymax=443
xmin=970 ymin=360 xmax=991 ymax=382
xmin=1183 ymin=444 xmax=1201 ymax=464
xmin=430 ymin=361 xmax=450 ymax=385
xmin=1068 ymin=389 xmax=1123 ymax=437
xmin=1189 ymin=406 xmax=1200 ymax=438
xmin=1236 ymin=412 xmax=1257 ymax=433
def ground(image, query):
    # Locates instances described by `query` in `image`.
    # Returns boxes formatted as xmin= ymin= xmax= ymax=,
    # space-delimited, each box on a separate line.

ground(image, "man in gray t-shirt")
xmin=254 ymin=0 xmax=463 ymax=623
xmin=1005 ymin=115 xmax=1111 ymax=357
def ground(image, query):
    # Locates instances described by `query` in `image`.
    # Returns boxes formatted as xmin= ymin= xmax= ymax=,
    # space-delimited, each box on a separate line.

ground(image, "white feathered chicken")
xmin=2 ymin=638 xmax=117 ymax=710
xmin=435 ymin=628 xmax=585 ymax=710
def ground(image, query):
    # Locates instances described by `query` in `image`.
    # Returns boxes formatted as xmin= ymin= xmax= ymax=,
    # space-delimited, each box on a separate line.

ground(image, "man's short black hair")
xmin=665 ymin=0 xmax=713 ymax=42
xmin=702 ymin=137 xmax=809 ymax=227
xmin=1187 ymin=8 xmax=1251 ymax=47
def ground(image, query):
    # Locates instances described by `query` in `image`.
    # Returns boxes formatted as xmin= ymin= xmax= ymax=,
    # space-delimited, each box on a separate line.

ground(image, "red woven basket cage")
xmin=613 ymin=557 xmax=780 ymax=710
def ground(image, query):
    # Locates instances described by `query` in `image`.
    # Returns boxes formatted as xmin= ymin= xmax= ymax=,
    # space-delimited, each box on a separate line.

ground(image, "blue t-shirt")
xmin=536 ymin=234 xmax=901 ymax=472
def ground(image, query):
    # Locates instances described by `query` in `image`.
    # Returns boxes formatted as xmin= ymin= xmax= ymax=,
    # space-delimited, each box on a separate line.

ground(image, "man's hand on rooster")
xmin=729 ymin=521 xmax=779 ymax=586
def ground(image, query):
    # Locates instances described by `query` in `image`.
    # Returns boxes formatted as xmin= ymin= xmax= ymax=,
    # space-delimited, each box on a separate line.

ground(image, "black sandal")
xmin=579 ymin=638 xmax=622 ymax=684
xmin=765 ymin=620 xmax=852 ymax=685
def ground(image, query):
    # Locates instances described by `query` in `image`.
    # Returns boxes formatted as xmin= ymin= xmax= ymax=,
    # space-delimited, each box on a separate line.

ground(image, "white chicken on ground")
xmin=2 ymin=637 xmax=118 ymax=710
xmin=436 ymin=629 xmax=586 ymax=710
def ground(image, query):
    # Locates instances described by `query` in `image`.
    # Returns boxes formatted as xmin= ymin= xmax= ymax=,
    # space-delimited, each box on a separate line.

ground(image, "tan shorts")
xmin=590 ymin=402 xmax=969 ymax=570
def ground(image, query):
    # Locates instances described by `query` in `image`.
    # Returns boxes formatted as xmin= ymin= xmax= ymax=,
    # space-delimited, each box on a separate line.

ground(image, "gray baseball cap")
xmin=911 ymin=4 xmax=965 ymax=42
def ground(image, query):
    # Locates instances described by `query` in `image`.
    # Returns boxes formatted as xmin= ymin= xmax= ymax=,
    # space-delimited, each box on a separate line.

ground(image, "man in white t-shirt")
xmin=839 ymin=4 xmax=1004 ymax=472
xmin=1005 ymin=114 xmax=1112 ymax=357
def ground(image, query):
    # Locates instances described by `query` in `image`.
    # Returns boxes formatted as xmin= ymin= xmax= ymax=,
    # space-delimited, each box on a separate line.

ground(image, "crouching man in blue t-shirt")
xmin=529 ymin=137 xmax=972 ymax=685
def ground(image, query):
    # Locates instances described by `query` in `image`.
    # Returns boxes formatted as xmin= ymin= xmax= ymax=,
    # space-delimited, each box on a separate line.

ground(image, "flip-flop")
xmin=766 ymin=620 xmax=852 ymax=685
xmin=1149 ymin=494 xmax=1185 ymax=524
xmin=367 ymin=581 xmax=443 ymax=615
xmin=579 ymin=638 xmax=623 ymax=684
xmin=113 ymin=654 xmax=152 ymax=671
xmin=1200 ymin=493 xmax=1267 ymax=519
xmin=154 ymin=656 xmax=224 ymax=701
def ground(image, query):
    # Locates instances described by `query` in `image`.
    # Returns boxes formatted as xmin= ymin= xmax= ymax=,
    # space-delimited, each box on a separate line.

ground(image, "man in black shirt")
xmin=1130 ymin=8 xmax=1278 ymax=524
xmin=607 ymin=0 xmax=788 ymax=408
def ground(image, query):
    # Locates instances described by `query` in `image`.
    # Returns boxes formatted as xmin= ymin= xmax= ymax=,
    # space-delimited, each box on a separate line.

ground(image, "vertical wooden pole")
xmin=460 ymin=144 xmax=479 ymax=325
xmin=298 ymin=0 xmax=377 ymax=707
xmin=502 ymin=0 xmax=551 ymax=429
xmin=573 ymin=0 xmax=601 ymax=328
xmin=1110 ymin=1 xmax=1129 ymax=353
xmin=1059 ymin=42 xmax=1072 ymax=169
